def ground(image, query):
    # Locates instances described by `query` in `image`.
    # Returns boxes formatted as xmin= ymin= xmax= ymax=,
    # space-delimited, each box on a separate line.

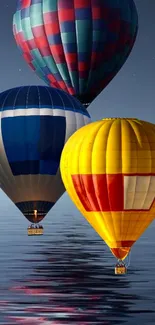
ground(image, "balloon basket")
xmin=115 ymin=262 xmax=127 ymax=275
xmin=27 ymin=225 xmax=44 ymax=236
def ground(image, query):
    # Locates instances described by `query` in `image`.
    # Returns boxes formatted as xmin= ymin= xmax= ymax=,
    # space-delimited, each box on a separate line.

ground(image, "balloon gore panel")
xmin=1 ymin=116 xmax=66 ymax=176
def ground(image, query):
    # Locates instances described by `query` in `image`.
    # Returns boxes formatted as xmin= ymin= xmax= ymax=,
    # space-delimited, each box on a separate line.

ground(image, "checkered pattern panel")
xmin=13 ymin=0 xmax=138 ymax=104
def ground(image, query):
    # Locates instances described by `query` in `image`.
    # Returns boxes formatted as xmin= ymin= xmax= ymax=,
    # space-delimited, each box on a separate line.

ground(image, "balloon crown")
xmin=102 ymin=117 xmax=138 ymax=120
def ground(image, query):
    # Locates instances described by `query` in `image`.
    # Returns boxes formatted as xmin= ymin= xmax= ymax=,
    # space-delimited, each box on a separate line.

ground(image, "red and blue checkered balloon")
xmin=13 ymin=0 xmax=138 ymax=106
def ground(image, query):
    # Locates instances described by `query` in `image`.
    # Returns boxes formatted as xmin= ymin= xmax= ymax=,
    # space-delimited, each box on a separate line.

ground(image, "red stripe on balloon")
xmin=59 ymin=9 xmax=75 ymax=22
xmin=21 ymin=0 xmax=30 ymax=9
xmin=71 ymin=174 xmax=124 ymax=212
xmin=74 ymin=0 xmax=90 ymax=8
xmin=112 ymin=241 xmax=135 ymax=248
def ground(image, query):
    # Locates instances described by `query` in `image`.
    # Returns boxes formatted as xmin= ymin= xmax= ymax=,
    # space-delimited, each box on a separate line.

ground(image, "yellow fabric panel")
xmin=62 ymin=118 xmax=155 ymax=175
xmin=60 ymin=118 xmax=155 ymax=257
xmin=74 ymin=210 xmax=155 ymax=248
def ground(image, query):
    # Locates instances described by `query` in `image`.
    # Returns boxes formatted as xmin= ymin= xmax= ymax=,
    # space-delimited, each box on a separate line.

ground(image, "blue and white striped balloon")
xmin=0 ymin=85 xmax=91 ymax=223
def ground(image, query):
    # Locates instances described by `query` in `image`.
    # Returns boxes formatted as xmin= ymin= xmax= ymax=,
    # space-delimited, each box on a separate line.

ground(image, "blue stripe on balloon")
xmin=75 ymin=8 xmax=92 ymax=20
xmin=2 ymin=115 xmax=66 ymax=176
xmin=63 ymin=43 xmax=77 ymax=54
xmin=47 ymin=34 xmax=62 ymax=45
xmin=21 ymin=8 xmax=30 ymax=19
xmin=78 ymin=52 xmax=89 ymax=62
xmin=93 ymin=20 xmax=107 ymax=30
xmin=41 ymin=66 xmax=53 ymax=75
xmin=60 ymin=22 xmax=75 ymax=33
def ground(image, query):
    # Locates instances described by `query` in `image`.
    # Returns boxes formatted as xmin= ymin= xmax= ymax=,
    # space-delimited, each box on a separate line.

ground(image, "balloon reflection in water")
xmin=7 ymin=235 xmax=138 ymax=324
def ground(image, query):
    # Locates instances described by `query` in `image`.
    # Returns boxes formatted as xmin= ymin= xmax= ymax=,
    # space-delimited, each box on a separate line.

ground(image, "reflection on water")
xmin=0 ymin=209 xmax=155 ymax=324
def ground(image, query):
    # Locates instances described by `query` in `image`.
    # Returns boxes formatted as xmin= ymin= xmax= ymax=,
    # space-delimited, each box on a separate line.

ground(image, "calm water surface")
xmin=0 ymin=204 xmax=155 ymax=325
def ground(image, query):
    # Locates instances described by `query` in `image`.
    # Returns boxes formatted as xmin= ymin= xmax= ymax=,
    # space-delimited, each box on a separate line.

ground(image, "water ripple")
xmin=0 ymin=212 xmax=155 ymax=324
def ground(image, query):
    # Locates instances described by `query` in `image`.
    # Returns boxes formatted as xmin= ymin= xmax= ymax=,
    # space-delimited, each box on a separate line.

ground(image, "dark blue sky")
xmin=0 ymin=0 xmax=155 ymax=215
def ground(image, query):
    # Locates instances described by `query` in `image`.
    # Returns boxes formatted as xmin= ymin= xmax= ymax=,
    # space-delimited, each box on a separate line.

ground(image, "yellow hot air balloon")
xmin=60 ymin=118 xmax=155 ymax=274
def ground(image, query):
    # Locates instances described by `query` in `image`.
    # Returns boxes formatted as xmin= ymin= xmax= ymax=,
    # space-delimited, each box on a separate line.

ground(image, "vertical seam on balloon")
xmin=53 ymin=88 xmax=65 ymax=111
xmin=85 ymin=122 xmax=110 ymax=237
xmin=62 ymin=132 xmax=74 ymax=204
xmin=41 ymin=0 xmax=66 ymax=89
xmin=72 ymin=124 xmax=98 ymax=213
xmin=20 ymin=4 xmax=49 ymax=84
xmin=13 ymin=86 xmax=23 ymax=111
xmin=42 ymin=0 xmax=71 ymax=92
xmin=121 ymin=120 xmax=132 ymax=244
xmin=58 ymin=0 xmax=77 ymax=93
xmin=55 ymin=88 xmax=66 ymax=188
xmin=123 ymin=120 xmax=135 ymax=242
xmin=26 ymin=86 xmax=31 ymax=164
xmin=30 ymin=1 xmax=59 ymax=88
xmin=45 ymin=87 xmax=63 ymax=198
xmin=58 ymin=91 xmax=68 ymax=189
xmin=30 ymin=0 xmax=54 ymax=85
xmin=86 ymin=3 xmax=93 ymax=95
xmin=14 ymin=87 xmax=25 ymax=197
xmin=120 ymin=119 xmax=123 ymax=244
xmin=38 ymin=0 xmax=55 ymax=84
xmin=57 ymin=1 xmax=74 ymax=92
xmin=73 ymin=4 xmax=81 ymax=95
xmin=62 ymin=90 xmax=79 ymax=154
xmin=64 ymin=91 xmax=76 ymax=114
xmin=26 ymin=86 xmax=30 ymax=109
xmin=45 ymin=87 xmax=54 ymax=111
xmin=114 ymin=119 xmax=122 ymax=243
xmin=121 ymin=119 xmax=133 ymax=242
xmin=105 ymin=120 xmax=118 ymax=244
xmin=125 ymin=119 xmax=139 ymax=241
xmin=51 ymin=88 xmax=66 ymax=176
xmin=1 ymin=89 xmax=16 ymax=112
xmin=44 ymin=87 xmax=61 ymax=195
xmin=136 ymin=122 xmax=153 ymax=237
xmin=37 ymin=86 xmax=45 ymax=218
xmin=37 ymin=85 xmax=41 ymax=195
xmin=121 ymin=119 xmax=134 ymax=245
xmin=133 ymin=122 xmax=153 ymax=241
xmin=56 ymin=88 xmax=74 ymax=149
xmin=86 ymin=0 xmax=95 ymax=93
xmin=91 ymin=121 xmax=114 ymax=240
xmin=139 ymin=123 xmax=152 ymax=209
xmin=73 ymin=0 xmax=80 ymax=94
xmin=25 ymin=86 xmax=31 ymax=203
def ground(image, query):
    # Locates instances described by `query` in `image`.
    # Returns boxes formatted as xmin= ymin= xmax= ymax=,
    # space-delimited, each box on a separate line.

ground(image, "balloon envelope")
xmin=0 ymin=85 xmax=91 ymax=223
xmin=60 ymin=118 xmax=155 ymax=260
xmin=13 ymin=0 xmax=138 ymax=106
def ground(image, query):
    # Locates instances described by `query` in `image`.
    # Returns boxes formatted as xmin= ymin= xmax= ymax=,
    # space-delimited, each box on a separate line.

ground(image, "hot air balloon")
xmin=13 ymin=0 xmax=138 ymax=108
xmin=0 ymin=85 xmax=91 ymax=235
xmin=60 ymin=117 xmax=155 ymax=273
